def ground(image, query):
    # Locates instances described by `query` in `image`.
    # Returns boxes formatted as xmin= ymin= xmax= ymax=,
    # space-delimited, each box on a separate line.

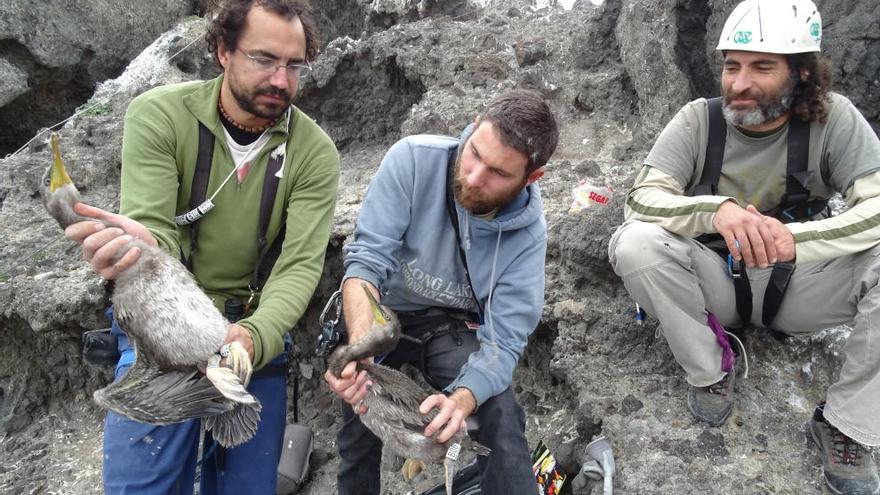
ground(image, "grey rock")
xmin=0 ymin=0 xmax=196 ymax=155
xmin=514 ymin=39 xmax=549 ymax=67
xmin=0 ymin=0 xmax=878 ymax=493
xmin=0 ymin=58 xmax=28 ymax=107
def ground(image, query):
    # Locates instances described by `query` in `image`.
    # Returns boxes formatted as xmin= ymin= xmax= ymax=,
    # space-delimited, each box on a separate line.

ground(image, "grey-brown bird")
xmin=328 ymin=283 xmax=490 ymax=495
xmin=40 ymin=132 xmax=260 ymax=448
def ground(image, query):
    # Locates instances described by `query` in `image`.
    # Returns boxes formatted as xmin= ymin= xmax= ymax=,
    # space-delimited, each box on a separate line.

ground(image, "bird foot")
xmin=224 ymin=342 xmax=253 ymax=387
xmin=401 ymin=458 xmax=425 ymax=481
xmin=205 ymin=354 xmax=257 ymax=405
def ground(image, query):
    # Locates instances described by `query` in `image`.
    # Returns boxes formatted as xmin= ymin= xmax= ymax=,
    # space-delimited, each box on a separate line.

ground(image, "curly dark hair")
xmin=204 ymin=0 xmax=319 ymax=65
xmin=787 ymin=53 xmax=833 ymax=124
xmin=479 ymin=89 xmax=559 ymax=174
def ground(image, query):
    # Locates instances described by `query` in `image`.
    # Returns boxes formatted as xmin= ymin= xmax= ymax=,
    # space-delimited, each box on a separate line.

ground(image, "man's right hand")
xmin=64 ymin=202 xmax=157 ymax=279
xmin=322 ymin=278 xmax=383 ymax=414
xmin=324 ymin=361 xmax=371 ymax=414
xmin=712 ymin=200 xmax=778 ymax=268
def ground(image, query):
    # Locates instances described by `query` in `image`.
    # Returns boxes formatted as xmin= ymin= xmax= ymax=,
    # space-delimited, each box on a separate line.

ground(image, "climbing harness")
xmin=692 ymin=96 xmax=829 ymax=329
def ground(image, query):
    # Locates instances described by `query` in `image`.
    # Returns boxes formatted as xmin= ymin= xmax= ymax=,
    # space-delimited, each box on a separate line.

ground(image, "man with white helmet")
xmin=608 ymin=0 xmax=880 ymax=492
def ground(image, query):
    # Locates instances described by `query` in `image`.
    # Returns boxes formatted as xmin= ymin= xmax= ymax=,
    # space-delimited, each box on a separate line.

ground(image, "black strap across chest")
xmin=694 ymin=97 xmax=824 ymax=220
xmin=186 ymin=122 xmax=287 ymax=293
xmin=445 ymin=146 xmax=485 ymax=322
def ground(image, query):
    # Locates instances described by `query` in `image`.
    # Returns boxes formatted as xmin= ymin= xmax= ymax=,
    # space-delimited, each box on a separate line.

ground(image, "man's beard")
xmin=229 ymin=78 xmax=292 ymax=121
xmin=453 ymin=159 xmax=528 ymax=215
xmin=723 ymin=75 xmax=795 ymax=127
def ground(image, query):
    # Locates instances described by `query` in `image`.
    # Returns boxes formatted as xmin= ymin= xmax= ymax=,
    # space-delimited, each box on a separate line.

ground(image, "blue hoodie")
xmin=343 ymin=126 xmax=547 ymax=406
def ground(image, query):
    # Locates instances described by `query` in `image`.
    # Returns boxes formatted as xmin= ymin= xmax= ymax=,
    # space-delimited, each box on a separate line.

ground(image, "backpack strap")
xmin=784 ymin=116 xmax=811 ymax=204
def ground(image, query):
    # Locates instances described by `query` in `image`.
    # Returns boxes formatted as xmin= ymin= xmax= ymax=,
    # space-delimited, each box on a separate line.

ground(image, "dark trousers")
xmin=336 ymin=313 xmax=534 ymax=494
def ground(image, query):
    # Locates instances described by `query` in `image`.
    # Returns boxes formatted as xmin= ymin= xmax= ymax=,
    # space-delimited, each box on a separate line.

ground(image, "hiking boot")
xmin=687 ymin=367 xmax=734 ymax=427
xmin=808 ymin=405 xmax=879 ymax=495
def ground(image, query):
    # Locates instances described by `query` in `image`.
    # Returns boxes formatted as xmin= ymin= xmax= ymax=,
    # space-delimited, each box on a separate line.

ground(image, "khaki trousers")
xmin=609 ymin=220 xmax=880 ymax=446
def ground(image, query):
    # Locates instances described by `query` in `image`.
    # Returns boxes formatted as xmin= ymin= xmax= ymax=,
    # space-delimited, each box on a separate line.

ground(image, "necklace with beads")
xmin=218 ymin=99 xmax=275 ymax=134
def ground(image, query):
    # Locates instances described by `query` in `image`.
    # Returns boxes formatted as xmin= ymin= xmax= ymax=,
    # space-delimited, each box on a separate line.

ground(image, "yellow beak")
xmin=49 ymin=132 xmax=73 ymax=192
xmin=362 ymin=282 xmax=390 ymax=325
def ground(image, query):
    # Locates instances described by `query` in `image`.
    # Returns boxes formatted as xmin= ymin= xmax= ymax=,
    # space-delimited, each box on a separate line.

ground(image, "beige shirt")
xmin=625 ymin=93 xmax=880 ymax=264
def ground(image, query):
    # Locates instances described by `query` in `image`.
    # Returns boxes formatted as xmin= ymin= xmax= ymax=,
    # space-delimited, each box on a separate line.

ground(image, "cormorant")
xmin=40 ymin=132 xmax=260 ymax=448
xmin=328 ymin=283 xmax=490 ymax=495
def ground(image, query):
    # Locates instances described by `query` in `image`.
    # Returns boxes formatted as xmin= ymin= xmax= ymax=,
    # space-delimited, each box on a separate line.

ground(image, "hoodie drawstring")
xmin=462 ymin=213 xmax=471 ymax=250
xmin=484 ymin=224 xmax=503 ymax=360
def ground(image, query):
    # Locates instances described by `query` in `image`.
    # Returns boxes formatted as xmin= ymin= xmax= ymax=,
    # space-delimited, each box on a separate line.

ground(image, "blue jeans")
xmin=102 ymin=308 xmax=288 ymax=495
xmin=336 ymin=313 xmax=535 ymax=495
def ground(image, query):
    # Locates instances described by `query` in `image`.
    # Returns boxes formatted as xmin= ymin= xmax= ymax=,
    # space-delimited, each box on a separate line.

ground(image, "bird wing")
xmin=365 ymin=364 xmax=440 ymax=429
xmin=93 ymin=339 xmax=233 ymax=424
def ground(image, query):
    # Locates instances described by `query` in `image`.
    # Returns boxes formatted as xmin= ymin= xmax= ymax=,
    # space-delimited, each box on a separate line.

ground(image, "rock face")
xmin=0 ymin=0 xmax=878 ymax=493
xmin=0 ymin=0 xmax=197 ymax=156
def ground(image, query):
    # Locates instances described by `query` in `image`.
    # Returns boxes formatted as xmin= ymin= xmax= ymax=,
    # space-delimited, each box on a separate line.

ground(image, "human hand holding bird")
xmin=63 ymin=203 xmax=156 ymax=279
xmin=324 ymin=282 xmax=490 ymax=493
xmin=41 ymin=132 xmax=261 ymax=447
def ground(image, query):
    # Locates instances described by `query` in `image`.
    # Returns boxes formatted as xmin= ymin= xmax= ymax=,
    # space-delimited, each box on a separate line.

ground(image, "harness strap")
xmin=186 ymin=120 xmax=291 ymax=292
xmin=186 ymin=123 xmax=215 ymax=269
xmin=397 ymin=311 xmax=474 ymax=391
xmin=762 ymin=261 xmax=795 ymax=328
xmin=732 ymin=263 xmax=753 ymax=326
xmin=697 ymin=99 xmax=819 ymax=329
xmin=445 ymin=146 xmax=485 ymax=322
xmin=694 ymin=97 xmax=726 ymax=196
xmin=249 ymin=148 xmax=285 ymax=293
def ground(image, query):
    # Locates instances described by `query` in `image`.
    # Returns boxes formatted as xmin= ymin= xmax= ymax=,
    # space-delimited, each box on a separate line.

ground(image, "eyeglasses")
xmin=237 ymin=49 xmax=311 ymax=78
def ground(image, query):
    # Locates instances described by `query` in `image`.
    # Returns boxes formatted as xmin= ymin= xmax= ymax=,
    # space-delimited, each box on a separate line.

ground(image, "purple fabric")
xmin=707 ymin=312 xmax=735 ymax=373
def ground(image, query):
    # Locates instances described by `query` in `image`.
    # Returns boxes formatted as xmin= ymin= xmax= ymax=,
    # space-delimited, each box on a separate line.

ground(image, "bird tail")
xmin=203 ymin=400 xmax=262 ymax=448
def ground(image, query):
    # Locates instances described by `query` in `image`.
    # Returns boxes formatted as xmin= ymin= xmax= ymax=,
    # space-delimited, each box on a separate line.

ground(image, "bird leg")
xmin=205 ymin=352 xmax=257 ymax=405
xmin=444 ymin=442 xmax=462 ymax=495
xmin=223 ymin=342 xmax=253 ymax=388
xmin=400 ymin=458 xmax=425 ymax=481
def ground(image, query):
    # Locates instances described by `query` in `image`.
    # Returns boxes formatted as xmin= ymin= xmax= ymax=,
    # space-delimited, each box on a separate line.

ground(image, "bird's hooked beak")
xmin=49 ymin=132 xmax=73 ymax=193
xmin=362 ymin=282 xmax=393 ymax=324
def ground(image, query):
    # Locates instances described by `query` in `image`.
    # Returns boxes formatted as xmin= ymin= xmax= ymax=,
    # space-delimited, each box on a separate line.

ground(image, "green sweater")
xmin=119 ymin=76 xmax=339 ymax=369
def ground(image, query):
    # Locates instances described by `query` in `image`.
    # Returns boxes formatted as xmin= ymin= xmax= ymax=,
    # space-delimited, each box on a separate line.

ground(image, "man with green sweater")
xmin=63 ymin=1 xmax=338 ymax=493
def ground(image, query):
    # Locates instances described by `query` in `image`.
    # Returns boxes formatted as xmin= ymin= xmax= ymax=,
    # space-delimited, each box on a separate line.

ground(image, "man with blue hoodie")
xmin=324 ymin=89 xmax=558 ymax=494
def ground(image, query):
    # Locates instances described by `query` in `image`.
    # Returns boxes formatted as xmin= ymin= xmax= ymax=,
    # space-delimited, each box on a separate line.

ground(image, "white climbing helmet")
xmin=716 ymin=0 xmax=822 ymax=54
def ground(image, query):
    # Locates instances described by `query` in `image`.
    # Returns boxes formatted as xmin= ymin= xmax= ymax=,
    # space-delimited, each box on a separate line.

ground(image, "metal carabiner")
xmin=315 ymin=289 xmax=343 ymax=357
xmin=319 ymin=289 xmax=342 ymax=328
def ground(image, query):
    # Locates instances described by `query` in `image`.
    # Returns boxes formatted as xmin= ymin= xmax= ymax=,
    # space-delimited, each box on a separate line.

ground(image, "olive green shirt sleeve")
xmin=787 ymin=171 xmax=880 ymax=263
xmin=785 ymin=95 xmax=880 ymax=264
xmin=119 ymin=96 xmax=186 ymax=256
xmin=624 ymin=165 xmax=735 ymax=238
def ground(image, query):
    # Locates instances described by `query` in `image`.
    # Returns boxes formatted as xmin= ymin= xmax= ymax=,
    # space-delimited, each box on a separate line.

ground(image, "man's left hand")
xmin=221 ymin=323 xmax=255 ymax=365
xmin=746 ymin=205 xmax=796 ymax=262
xmin=420 ymin=388 xmax=476 ymax=443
